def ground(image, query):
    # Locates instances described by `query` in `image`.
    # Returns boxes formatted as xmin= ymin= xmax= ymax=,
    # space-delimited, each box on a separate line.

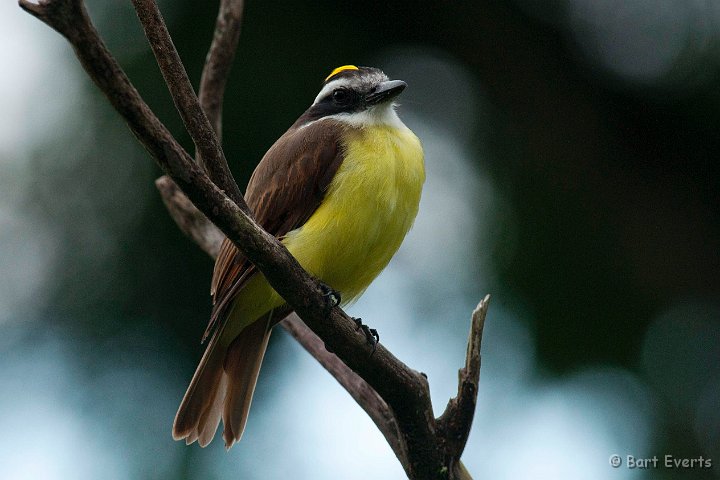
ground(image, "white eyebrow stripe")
xmin=313 ymin=78 xmax=355 ymax=105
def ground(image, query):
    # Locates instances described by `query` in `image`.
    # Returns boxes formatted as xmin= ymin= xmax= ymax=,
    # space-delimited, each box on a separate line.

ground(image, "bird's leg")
xmin=317 ymin=283 xmax=379 ymax=354
xmin=352 ymin=317 xmax=380 ymax=355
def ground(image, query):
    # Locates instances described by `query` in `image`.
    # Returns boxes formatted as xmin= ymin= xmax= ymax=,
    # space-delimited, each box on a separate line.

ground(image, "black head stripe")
xmin=296 ymin=96 xmax=359 ymax=125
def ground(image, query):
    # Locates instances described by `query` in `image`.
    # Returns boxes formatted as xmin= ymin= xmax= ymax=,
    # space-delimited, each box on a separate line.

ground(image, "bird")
xmin=172 ymin=65 xmax=425 ymax=448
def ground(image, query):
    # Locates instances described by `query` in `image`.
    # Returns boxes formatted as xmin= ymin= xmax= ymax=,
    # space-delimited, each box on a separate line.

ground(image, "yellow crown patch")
xmin=325 ymin=65 xmax=359 ymax=82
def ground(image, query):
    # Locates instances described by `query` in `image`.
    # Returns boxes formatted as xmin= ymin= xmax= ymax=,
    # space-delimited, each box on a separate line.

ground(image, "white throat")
xmin=332 ymin=104 xmax=406 ymax=128
xmin=302 ymin=103 xmax=406 ymax=130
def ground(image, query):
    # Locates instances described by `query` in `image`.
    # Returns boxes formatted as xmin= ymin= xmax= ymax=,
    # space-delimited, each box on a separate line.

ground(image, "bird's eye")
xmin=332 ymin=88 xmax=351 ymax=105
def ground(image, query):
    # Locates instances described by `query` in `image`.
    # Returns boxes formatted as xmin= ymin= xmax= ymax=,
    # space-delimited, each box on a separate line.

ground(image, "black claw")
xmin=324 ymin=342 xmax=335 ymax=354
xmin=369 ymin=328 xmax=379 ymax=345
xmin=319 ymin=283 xmax=341 ymax=312
xmin=352 ymin=317 xmax=380 ymax=355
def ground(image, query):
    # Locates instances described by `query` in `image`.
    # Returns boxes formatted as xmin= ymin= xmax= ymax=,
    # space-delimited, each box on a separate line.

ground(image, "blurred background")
xmin=2 ymin=0 xmax=719 ymax=478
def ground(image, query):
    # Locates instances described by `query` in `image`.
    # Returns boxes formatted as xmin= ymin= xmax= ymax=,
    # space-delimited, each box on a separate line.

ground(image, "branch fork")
xmin=21 ymin=0 xmax=489 ymax=477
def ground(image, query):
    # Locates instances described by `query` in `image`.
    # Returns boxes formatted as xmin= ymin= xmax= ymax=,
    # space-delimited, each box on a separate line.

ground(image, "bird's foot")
xmin=318 ymin=283 xmax=341 ymax=351
xmin=352 ymin=317 xmax=380 ymax=355
xmin=319 ymin=282 xmax=341 ymax=315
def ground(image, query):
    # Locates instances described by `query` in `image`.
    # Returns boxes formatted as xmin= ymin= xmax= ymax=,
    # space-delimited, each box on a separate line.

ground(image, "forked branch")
xmin=21 ymin=1 xmax=488 ymax=477
xmin=157 ymin=175 xmax=487 ymax=478
xmin=131 ymin=0 xmax=245 ymax=207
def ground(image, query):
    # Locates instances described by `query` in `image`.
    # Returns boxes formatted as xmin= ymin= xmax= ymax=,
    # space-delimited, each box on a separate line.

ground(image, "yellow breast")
xmin=282 ymin=123 xmax=425 ymax=302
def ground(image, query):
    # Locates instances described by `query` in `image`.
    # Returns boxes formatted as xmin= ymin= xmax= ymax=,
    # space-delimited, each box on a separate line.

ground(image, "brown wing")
xmin=202 ymin=120 xmax=346 ymax=341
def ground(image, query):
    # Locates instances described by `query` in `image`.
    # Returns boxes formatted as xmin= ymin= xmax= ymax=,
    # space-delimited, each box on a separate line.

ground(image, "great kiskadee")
xmin=172 ymin=65 xmax=425 ymax=448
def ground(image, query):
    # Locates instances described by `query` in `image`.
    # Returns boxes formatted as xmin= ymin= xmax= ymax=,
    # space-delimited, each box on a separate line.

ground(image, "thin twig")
xmin=155 ymin=176 xmax=225 ymax=258
xmin=281 ymin=314 xmax=409 ymax=465
xmin=437 ymin=296 xmax=489 ymax=467
xmin=151 ymin=0 xmax=247 ymax=239
xmin=198 ymin=0 xmax=245 ymax=140
xmin=131 ymin=0 xmax=245 ymax=208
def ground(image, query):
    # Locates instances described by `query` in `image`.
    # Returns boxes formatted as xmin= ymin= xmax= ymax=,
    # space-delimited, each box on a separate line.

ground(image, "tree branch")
xmin=126 ymin=2 xmax=443 ymax=476
xmin=281 ymin=314 xmax=410 ymax=465
xmin=131 ymin=0 xmax=244 ymax=207
xmin=21 ymin=1 xmax=439 ymax=476
xmin=152 ymin=0 xmax=246 ymax=265
xmin=155 ymin=176 xmax=225 ymax=258
xmin=198 ymin=0 xmax=245 ymax=140
xmin=154 ymin=175 xmax=410 ymax=466
xmin=437 ymin=296 xmax=489 ymax=469
xmin=21 ymin=1 xmax=488 ymax=477
xmin=156 ymin=175 xmax=482 ymax=479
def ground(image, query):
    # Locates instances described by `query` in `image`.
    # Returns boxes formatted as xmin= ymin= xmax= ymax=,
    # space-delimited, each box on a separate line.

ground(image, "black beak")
xmin=365 ymin=80 xmax=407 ymax=106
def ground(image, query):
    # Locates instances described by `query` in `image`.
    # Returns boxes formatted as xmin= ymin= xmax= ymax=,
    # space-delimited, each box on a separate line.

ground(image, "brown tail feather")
xmin=196 ymin=374 xmax=228 ymax=446
xmin=172 ymin=331 xmax=227 ymax=446
xmin=174 ymin=311 xmax=275 ymax=448
xmin=221 ymin=316 xmax=272 ymax=448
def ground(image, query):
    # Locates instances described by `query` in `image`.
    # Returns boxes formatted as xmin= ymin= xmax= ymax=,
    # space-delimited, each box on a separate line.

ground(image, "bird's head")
xmin=298 ymin=65 xmax=407 ymax=127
